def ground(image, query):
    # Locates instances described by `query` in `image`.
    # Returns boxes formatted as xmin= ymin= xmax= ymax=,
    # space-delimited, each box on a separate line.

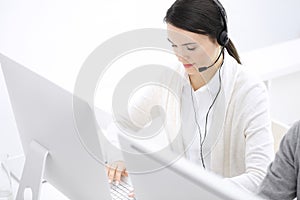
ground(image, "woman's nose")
xmin=176 ymin=54 xmax=189 ymax=63
xmin=173 ymin=47 xmax=189 ymax=63
xmin=177 ymin=56 xmax=184 ymax=63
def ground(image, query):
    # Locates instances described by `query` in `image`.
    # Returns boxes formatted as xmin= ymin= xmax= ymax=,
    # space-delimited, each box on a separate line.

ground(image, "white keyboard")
xmin=110 ymin=180 xmax=136 ymax=200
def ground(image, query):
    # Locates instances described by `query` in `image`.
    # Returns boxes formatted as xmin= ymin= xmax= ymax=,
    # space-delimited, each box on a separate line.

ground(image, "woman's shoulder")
xmin=225 ymin=55 xmax=269 ymax=109
xmin=223 ymin=54 xmax=266 ymax=95
xmin=234 ymin=62 xmax=268 ymax=96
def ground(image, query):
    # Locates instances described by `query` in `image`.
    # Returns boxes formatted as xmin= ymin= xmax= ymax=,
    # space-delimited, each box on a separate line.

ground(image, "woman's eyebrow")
xmin=167 ymin=38 xmax=196 ymax=46
xmin=167 ymin=38 xmax=175 ymax=44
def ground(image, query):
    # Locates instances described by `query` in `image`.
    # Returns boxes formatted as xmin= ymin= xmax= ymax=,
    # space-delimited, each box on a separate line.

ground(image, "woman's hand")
xmin=105 ymin=160 xmax=128 ymax=184
xmin=105 ymin=161 xmax=135 ymax=198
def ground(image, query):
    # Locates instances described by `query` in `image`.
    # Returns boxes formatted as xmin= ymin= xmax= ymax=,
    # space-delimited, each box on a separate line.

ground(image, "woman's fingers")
xmin=105 ymin=161 xmax=135 ymax=197
xmin=108 ymin=166 xmax=117 ymax=183
xmin=122 ymin=170 xmax=129 ymax=177
xmin=114 ymin=168 xmax=123 ymax=184
xmin=105 ymin=164 xmax=109 ymax=176
xmin=128 ymin=191 xmax=135 ymax=198
xmin=106 ymin=161 xmax=128 ymax=183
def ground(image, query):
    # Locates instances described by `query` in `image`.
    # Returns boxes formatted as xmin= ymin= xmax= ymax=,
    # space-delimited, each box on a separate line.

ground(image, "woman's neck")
xmin=189 ymin=52 xmax=224 ymax=91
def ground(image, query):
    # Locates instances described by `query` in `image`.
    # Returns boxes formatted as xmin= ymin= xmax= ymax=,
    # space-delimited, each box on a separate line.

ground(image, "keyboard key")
xmin=110 ymin=180 xmax=136 ymax=200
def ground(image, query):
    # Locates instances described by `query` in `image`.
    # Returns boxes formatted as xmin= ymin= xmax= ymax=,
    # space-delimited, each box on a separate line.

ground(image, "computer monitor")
xmin=0 ymin=53 xmax=114 ymax=200
xmin=118 ymin=132 xmax=263 ymax=200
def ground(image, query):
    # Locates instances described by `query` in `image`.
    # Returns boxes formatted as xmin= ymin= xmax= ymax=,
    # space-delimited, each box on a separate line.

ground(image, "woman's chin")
xmin=184 ymin=67 xmax=198 ymax=75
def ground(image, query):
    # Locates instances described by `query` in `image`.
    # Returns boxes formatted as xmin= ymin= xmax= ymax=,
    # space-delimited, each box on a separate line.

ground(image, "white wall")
xmin=269 ymin=70 xmax=300 ymax=126
xmin=0 ymin=0 xmax=175 ymax=157
xmin=1 ymin=0 xmax=300 ymax=157
xmin=0 ymin=0 xmax=174 ymax=91
xmin=224 ymin=0 xmax=300 ymax=52
xmin=0 ymin=64 xmax=23 ymax=156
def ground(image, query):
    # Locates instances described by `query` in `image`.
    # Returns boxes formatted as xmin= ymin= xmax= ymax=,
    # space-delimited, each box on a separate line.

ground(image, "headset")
xmin=192 ymin=0 xmax=228 ymax=169
xmin=198 ymin=0 xmax=229 ymax=72
xmin=213 ymin=0 xmax=229 ymax=47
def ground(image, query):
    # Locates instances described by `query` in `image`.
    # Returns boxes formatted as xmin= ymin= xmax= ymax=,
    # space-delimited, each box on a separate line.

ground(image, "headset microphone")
xmin=198 ymin=66 xmax=210 ymax=72
xmin=198 ymin=46 xmax=225 ymax=72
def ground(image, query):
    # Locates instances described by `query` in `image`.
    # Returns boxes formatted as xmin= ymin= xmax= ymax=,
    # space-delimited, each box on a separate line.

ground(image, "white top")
xmin=182 ymin=66 xmax=222 ymax=169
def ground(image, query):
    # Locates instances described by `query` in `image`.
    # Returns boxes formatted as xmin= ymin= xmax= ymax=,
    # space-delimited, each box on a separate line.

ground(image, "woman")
xmin=106 ymin=0 xmax=274 ymax=193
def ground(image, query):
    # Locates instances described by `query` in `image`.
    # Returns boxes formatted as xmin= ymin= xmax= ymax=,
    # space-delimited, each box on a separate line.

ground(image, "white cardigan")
xmin=107 ymin=52 xmax=274 ymax=193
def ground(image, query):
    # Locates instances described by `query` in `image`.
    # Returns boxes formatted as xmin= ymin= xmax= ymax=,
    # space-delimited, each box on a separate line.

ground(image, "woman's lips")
xmin=183 ymin=64 xmax=193 ymax=68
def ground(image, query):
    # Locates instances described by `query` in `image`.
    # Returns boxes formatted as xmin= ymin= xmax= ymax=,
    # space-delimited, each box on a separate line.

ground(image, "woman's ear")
xmin=207 ymin=35 xmax=219 ymax=46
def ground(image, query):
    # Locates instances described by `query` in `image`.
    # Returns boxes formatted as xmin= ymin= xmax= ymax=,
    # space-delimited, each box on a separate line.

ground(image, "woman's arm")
xmin=227 ymin=81 xmax=275 ymax=193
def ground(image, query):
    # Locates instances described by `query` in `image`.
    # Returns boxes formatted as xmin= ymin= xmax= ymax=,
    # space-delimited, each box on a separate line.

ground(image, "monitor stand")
xmin=16 ymin=140 xmax=49 ymax=200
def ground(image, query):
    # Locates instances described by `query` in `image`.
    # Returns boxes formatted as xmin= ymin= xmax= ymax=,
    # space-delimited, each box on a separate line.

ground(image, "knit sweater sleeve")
xmin=226 ymin=78 xmax=274 ymax=193
xmin=257 ymin=121 xmax=300 ymax=199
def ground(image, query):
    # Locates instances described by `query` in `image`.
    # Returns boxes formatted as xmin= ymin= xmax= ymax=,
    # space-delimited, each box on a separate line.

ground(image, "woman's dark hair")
xmin=164 ymin=0 xmax=241 ymax=64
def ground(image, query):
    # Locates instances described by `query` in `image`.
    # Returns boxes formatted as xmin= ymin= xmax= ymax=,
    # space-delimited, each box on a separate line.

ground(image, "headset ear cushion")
xmin=218 ymin=31 xmax=229 ymax=46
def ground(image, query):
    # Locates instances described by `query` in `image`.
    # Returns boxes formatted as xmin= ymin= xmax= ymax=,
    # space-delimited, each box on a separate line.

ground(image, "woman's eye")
xmin=186 ymin=46 xmax=196 ymax=51
xmin=171 ymin=44 xmax=177 ymax=48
